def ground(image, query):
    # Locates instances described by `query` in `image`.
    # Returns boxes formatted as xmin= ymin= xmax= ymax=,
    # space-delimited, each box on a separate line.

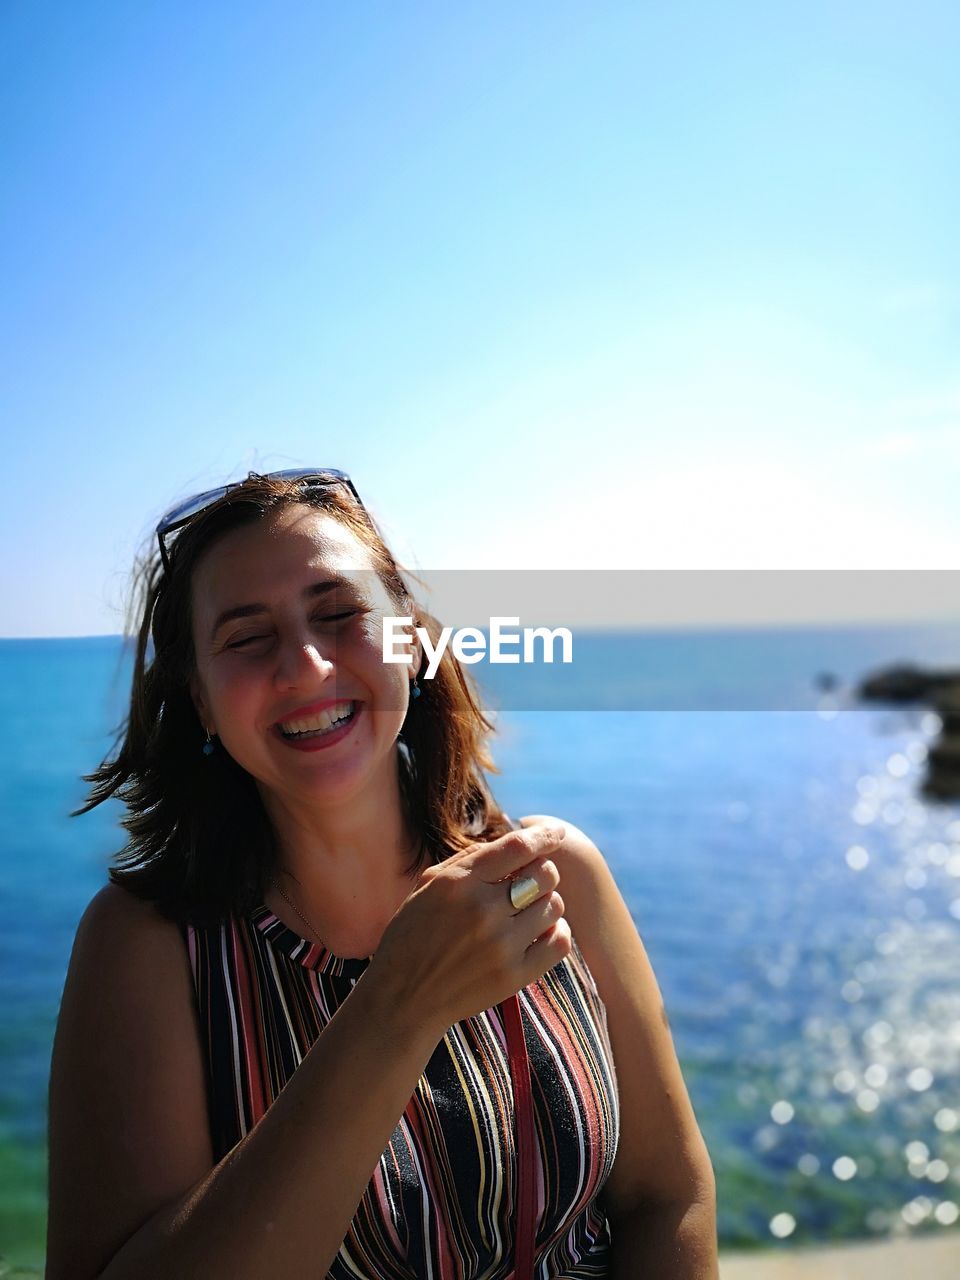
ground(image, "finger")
xmin=513 ymin=889 xmax=565 ymax=936
xmin=523 ymin=914 xmax=572 ymax=968
xmin=465 ymin=823 xmax=567 ymax=885
xmin=506 ymin=860 xmax=560 ymax=913
xmin=515 ymin=857 xmax=560 ymax=893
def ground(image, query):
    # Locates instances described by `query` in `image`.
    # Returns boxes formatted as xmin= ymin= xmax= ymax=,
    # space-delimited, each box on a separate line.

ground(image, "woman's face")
xmin=188 ymin=503 xmax=420 ymax=809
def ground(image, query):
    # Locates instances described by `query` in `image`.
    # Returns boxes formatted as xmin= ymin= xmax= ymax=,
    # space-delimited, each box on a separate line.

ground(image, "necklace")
xmin=270 ymin=876 xmax=325 ymax=944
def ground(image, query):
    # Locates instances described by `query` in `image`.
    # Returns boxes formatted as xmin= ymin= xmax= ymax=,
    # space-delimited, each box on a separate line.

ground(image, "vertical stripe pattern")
xmin=183 ymin=907 xmax=620 ymax=1278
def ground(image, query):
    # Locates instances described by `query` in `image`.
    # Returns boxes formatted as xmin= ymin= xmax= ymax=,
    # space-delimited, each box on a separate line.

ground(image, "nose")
xmin=273 ymin=633 xmax=336 ymax=692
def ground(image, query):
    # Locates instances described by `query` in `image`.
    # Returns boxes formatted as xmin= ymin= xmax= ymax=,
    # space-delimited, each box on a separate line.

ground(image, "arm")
xmin=608 ymin=1196 xmax=718 ymax=1280
xmin=519 ymin=816 xmax=719 ymax=1280
xmin=46 ymin=884 xmax=444 ymax=1280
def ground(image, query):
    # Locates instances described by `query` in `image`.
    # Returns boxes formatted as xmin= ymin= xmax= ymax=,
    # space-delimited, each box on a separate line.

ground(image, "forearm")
xmin=608 ymin=1194 xmax=719 ymax=1280
xmin=97 ymin=961 xmax=444 ymax=1280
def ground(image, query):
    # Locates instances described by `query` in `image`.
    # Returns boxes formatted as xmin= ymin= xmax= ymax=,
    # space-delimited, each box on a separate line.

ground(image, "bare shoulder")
xmin=46 ymin=881 xmax=213 ymax=1280
xmin=516 ymin=813 xmax=600 ymax=861
xmin=516 ymin=814 xmax=613 ymax=934
xmin=516 ymin=813 xmax=626 ymax=975
xmin=67 ymin=881 xmax=197 ymax=1001
xmin=83 ymin=877 xmax=181 ymax=935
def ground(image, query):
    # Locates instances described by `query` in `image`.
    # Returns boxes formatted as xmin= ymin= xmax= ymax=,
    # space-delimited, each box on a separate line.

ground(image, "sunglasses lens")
xmin=158 ymin=487 xmax=228 ymax=534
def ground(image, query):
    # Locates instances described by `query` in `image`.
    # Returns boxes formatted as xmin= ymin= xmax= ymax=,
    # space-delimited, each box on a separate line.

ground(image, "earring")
xmin=202 ymin=729 xmax=216 ymax=756
xmin=411 ymin=677 xmax=422 ymax=700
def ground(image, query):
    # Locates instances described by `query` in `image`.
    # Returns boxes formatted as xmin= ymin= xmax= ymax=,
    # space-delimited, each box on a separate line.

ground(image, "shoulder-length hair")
xmin=74 ymin=473 xmax=513 ymax=928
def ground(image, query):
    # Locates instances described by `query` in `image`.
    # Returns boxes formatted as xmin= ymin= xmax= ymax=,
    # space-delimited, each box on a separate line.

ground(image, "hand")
xmin=369 ymin=822 xmax=570 ymax=1033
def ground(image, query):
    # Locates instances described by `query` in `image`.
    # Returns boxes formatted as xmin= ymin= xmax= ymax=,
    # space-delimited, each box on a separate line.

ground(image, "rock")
xmin=856 ymin=665 xmax=960 ymax=799
xmin=928 ymin=736 xmax=960 ymax=770
xmin=857 ymin=664 xmax=960 ymax=703
xmin=932 ymin=686 xmax=960 ymax=730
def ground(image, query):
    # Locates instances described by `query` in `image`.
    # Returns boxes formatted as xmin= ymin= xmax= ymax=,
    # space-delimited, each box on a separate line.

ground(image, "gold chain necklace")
xmin=270 ymin=876 xmax=325 ymax=944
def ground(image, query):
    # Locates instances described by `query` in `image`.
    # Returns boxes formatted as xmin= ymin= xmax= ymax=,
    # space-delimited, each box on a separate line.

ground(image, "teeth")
xmin=279 ymin=701 xmax=355 ymax=736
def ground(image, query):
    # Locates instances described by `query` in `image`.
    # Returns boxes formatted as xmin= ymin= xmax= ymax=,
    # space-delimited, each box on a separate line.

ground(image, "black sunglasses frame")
xmin=155 ymin=469 xmax=364 ymax=573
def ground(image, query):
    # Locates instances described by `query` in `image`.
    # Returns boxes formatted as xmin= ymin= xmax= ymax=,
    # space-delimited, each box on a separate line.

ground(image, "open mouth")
xmin=276 ymin=700 xmax=359 ymax=741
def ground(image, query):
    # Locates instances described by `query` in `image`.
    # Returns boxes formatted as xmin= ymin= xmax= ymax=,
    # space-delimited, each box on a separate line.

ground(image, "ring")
xmin=509 ymin=875 xmax=541 ymax=911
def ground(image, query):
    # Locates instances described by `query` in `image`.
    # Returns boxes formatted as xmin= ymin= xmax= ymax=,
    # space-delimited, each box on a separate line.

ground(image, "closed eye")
xmin=226 ymin=611 xmax=358 ymax=650
xmin=318 ymin=610 xmax=360 ymax=625
xmin=226 ymin=636 xmax=268 ymax=650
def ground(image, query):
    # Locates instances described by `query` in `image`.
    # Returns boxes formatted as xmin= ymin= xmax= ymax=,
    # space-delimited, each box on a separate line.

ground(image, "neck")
xmin=257 ymin=750 xmax=424 ymax=926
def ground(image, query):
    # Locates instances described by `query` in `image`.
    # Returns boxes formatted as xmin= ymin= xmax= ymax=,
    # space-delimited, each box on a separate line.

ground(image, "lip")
xmin=273 ymin=697 xmax=362 ymax=728
xmin=273 ymin=701 xmax=362 ymax=752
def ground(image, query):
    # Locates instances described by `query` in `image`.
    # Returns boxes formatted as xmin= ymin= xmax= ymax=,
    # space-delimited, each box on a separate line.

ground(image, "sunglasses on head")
xmin=155 ymin=468 xmax=364 ymax=573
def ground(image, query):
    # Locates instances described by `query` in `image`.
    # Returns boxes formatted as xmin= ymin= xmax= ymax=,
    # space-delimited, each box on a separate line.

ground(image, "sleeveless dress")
xmin=181 ymin=894 xmax=621 ymax=1279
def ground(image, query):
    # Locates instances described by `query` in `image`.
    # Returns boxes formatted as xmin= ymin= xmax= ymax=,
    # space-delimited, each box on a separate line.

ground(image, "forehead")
xmin=190 ymin=505 xmax=381 ymax=611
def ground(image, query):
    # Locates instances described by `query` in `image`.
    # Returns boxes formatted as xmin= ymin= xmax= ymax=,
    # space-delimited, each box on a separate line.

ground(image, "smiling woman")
xmin=45 ymin=470 xmax=717 ymax=1280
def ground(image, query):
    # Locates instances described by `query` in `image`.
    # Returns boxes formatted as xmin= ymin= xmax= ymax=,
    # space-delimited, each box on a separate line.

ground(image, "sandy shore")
xmin=721 ymin=1230 xmax=959 ymax=1279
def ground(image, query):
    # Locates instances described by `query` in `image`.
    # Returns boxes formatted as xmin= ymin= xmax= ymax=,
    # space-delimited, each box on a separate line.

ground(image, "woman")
xmin=46 ymin=470 xmax=717 ymax=1279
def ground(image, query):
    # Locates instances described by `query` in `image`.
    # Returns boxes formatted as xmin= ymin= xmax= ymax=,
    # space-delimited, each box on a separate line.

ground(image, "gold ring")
xmin=509 ymin=875 xmax=540 ymax=911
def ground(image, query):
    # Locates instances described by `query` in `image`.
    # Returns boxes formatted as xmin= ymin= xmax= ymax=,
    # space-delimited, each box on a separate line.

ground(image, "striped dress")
xmin=181 ymin=898 xmax=621 ymax=1278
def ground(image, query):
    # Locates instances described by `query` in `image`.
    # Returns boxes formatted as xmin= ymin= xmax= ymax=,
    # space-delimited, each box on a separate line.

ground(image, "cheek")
xmin=207 ymin=664 xmax=260 ymax=715
xmin=355 ymin=616 xmax=398 ymax=675
xmin=358 ymin=614 xmax=386 ymax=651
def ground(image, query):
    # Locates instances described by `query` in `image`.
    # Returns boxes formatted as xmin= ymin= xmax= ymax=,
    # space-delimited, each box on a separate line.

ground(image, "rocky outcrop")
xmin=856 ymin=664 xmax=960 ymax=800
xmin=858 ymin=663 xmax=960 ymax=703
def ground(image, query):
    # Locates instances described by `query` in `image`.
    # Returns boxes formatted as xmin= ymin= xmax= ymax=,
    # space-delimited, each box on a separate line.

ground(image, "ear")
xmin=189 ymin=672 xmax=211 ymax=732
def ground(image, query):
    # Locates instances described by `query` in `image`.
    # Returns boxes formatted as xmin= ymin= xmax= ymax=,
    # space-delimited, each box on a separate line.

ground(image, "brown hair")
xmin=74 ymin=474 xmax=513 ymax=928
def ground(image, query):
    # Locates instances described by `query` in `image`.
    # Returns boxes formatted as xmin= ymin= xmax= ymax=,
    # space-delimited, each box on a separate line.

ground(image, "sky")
xmin=2 ymin=1 xmax=959 ymax=637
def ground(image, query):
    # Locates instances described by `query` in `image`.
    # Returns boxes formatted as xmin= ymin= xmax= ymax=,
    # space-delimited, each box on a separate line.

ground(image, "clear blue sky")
xmin=2 ymin=2 xmax=958 ymax=636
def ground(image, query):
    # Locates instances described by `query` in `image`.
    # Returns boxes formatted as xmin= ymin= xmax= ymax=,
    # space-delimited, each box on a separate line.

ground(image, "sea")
xmin=2 ymin=624 xmax=960 ymax=1272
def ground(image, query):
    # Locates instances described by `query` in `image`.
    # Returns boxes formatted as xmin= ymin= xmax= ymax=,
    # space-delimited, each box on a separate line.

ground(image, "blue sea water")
xmin=2 ymin=626 xmax=960 ymax=1267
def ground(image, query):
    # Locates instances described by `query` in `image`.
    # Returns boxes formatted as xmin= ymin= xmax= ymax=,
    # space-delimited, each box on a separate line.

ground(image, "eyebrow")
xmin=209 ymin=577 xmax=356 ymax=640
